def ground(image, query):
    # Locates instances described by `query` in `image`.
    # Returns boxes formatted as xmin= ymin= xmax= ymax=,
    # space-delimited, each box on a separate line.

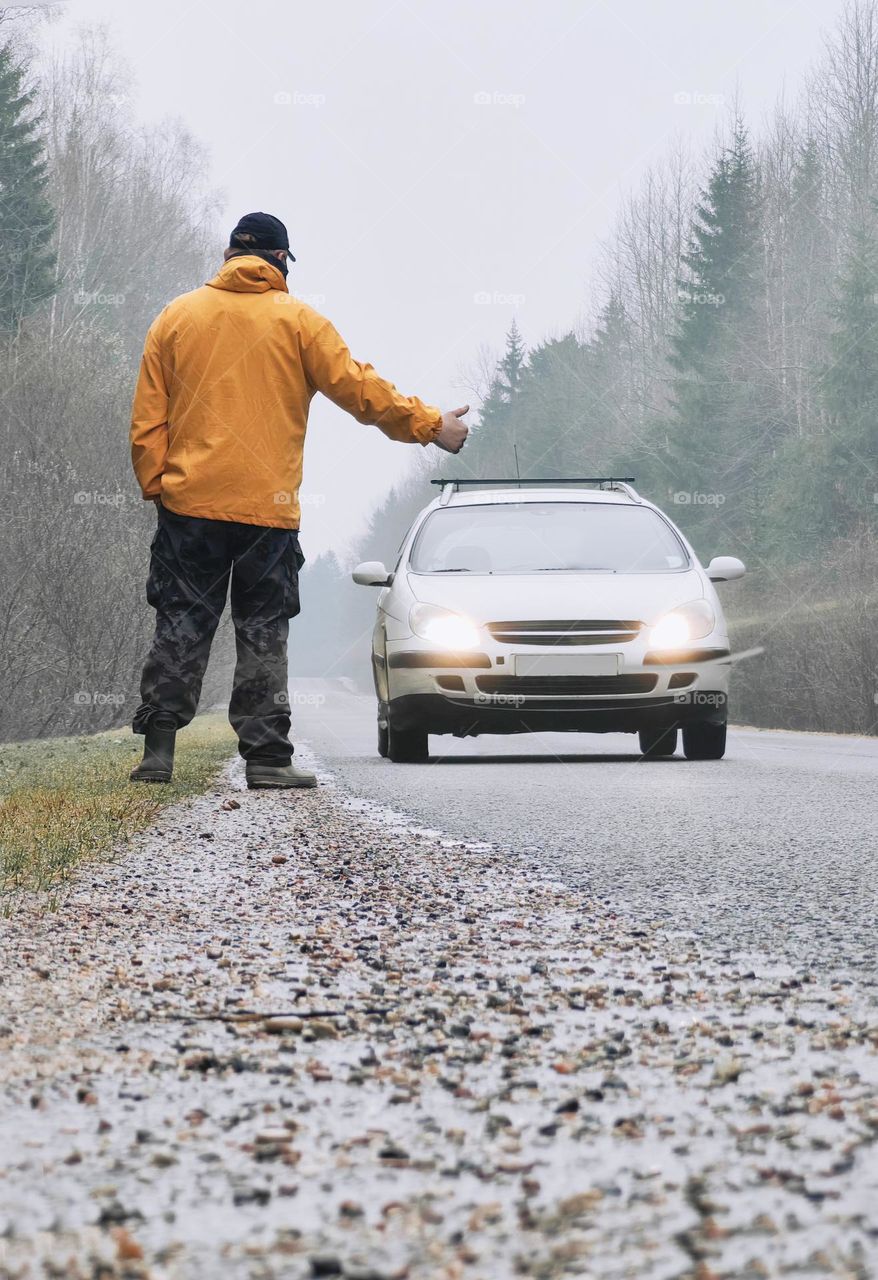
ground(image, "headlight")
xmin=410 ymin=603 xmax=481 ymax=649
xmin=649 ymin=599 xmax=715 ymax=649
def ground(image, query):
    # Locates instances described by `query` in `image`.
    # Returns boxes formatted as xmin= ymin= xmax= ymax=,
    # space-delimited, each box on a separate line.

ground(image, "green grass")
xmin=0 ymin=715 xmax=236 ymax=897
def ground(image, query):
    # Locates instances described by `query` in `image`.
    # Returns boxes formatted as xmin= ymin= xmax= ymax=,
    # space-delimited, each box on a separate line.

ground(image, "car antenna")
xmin=513 ymin=443 xmax=521 ymax=488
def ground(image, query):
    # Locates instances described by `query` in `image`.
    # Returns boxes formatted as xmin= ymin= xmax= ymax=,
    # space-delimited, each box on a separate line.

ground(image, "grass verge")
xmin=0 ymin=715 xmax=236 ymax=899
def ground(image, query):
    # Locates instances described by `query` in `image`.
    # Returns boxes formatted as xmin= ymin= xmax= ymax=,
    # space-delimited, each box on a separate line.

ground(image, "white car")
xmin=352 ymin=479 xmax=744 ymax=763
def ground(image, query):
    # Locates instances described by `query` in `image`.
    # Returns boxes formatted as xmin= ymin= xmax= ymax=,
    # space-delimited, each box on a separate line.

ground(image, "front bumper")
xmin=388 ymin=691 xmax=728 ymax=735
xmin=383 ymin=639 xmax=731 ymax=736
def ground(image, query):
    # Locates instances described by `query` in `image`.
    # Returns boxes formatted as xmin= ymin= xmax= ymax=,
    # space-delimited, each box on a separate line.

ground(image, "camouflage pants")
xmin=133 ymin=505 xmax=304 ymax=765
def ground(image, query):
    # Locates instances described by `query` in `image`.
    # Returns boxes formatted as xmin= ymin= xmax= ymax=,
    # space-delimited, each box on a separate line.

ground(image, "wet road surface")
xmin=291 ymin=680 xmax=878 ymax=986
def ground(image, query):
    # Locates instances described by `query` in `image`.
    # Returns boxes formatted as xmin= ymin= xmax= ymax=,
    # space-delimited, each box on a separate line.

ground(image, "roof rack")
xmin=431 ymin=477 xmax=641 ymax=505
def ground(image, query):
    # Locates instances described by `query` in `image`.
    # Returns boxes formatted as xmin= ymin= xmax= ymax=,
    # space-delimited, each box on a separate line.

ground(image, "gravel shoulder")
xmin=1 ymin=758 xmax=877 ymax=1279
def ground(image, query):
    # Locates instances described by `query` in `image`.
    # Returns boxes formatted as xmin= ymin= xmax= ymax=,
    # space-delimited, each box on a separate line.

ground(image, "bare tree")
xmin=0 ymin=24 xmax=228 ymax=742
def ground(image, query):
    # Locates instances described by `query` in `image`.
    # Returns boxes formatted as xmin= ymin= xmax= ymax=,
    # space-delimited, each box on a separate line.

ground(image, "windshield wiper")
xmin=431 ymin=567 xmax=474 ymax=573
xmin=534 ymin=566 xmax=616 ymax=573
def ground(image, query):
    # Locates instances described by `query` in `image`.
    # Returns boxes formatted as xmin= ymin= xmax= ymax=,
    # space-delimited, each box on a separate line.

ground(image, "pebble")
xmin=263 ymin=1017 xmax=303 ymax=1034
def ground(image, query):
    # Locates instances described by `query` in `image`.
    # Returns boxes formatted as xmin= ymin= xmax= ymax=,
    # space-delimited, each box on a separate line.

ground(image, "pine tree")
xmin=763 ymin=141 xmax=842 ymax=559
xmin=818 ymin=219 xmax=878 ymax=528
xmin=584 ymin=293 xmax=637 ymax=470
xmin=497 ymin=318 xmax=526 ymax=397
xmin=785 ymin=136 xmax=827 ymax=435
xmin=511 ymin=333 xmax=585 ymax=476
xmin=0 ymin=39 xmax=56 ymax=331
xmin=475 ymin=320 xmax=528 ymax=473
xmin=676 ymin=120 xmax=761 ymax=331
xmin=664 ymin=118 xmax=765 ymax=550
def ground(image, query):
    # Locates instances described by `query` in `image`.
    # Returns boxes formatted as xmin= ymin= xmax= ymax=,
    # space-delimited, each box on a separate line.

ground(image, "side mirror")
xmin=352 ymin=560 xmax=392 ymax=587
xmin=706 ymin=555 xmax=746 ymax=583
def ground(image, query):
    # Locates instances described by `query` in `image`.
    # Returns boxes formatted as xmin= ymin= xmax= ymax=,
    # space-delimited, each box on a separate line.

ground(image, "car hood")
xmin=406 ymin=568 xmax=704 ymax=625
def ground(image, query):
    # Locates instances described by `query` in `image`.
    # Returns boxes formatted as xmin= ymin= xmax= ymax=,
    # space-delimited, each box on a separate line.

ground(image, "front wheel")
xmin=379 ymin=709 xmax=429 ymax=762
xmin=387 ymin=723 xmax=429 ymax=763
xmin=638 ymin=726 xmax=678 ymax=757
xmin=682 ymin=720 xmax=727 ymax=760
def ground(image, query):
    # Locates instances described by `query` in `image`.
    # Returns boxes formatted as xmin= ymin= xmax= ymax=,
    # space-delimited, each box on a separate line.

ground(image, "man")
xmin=129 ymin=211 xmax=468 ymax=789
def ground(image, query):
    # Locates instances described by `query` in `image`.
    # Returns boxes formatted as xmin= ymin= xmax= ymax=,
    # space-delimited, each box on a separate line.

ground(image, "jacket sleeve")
xmin=301 ymin=317 xmax=442 ymax=444
xmin=130 ymin=315 xmax=171 ymax=499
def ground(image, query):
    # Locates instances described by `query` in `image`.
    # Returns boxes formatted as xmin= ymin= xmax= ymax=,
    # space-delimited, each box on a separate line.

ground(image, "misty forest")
xmin=2 ymin=2 xmax=878 ymax=740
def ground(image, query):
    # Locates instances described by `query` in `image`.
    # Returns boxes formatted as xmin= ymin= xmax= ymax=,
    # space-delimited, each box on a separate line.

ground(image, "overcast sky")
xmin=45 ymin=0 xmax=848 ymax=560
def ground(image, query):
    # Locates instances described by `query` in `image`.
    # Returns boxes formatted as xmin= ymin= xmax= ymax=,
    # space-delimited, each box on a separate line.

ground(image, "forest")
xmin=1 ymin=3 xmax=877 ymax=739
xmin=297 ymin=3 xmax=878 ymax=734
xmin=0 ymin=13 xmax=233 ymax=740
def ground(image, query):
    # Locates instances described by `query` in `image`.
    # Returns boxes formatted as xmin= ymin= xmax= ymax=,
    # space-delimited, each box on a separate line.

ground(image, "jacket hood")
xmin=206 ymin=255 xmax=289 ymax=295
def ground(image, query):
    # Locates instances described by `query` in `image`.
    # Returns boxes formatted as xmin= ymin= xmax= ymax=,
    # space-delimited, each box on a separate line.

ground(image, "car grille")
xmin=475 ymin=674 xmax=658 ymax=696
xmin=486 ymin=619 xmax=643 ymax=646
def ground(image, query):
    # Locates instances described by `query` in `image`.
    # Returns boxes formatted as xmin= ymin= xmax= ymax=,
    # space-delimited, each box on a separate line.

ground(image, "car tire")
xmin=377 ymin=720 xmax=389 ymax=758
xmin=638 ymin=726 xmax=678 ymax=757
xmin=682 ymin=720 xmax=727 ymax=760
xmin=387 ymin=723 xmax=429 ymax=763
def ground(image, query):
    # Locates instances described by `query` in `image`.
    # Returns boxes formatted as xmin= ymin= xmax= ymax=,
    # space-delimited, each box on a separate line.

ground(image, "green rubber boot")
xmin=245 ymin=761 xmax=317 ymax=790
xmin=130 ymin=714 xmax=177 ymax=784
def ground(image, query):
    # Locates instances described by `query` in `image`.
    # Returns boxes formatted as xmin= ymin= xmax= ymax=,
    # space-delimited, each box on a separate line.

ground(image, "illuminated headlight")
xmin=649 ymin=599 xmax=715 ymax=649
xmin=410 ymin=603 xmax=481 ymax=649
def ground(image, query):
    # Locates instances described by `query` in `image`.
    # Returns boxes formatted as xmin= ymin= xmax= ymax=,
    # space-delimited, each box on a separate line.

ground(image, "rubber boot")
xmin=130 ymin=713 xmax=177 ymax=783
xmin=245 ymin=761 xmax=317 ymax=790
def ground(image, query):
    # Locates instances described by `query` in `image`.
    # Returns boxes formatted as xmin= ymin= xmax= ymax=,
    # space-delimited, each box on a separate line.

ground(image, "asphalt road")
xmin=290 ymin=679 xmax=878 ymax=985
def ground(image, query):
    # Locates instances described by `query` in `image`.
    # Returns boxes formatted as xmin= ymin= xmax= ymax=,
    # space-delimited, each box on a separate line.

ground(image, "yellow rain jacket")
xmin=130 ymin=256 xmax=442 ymax=529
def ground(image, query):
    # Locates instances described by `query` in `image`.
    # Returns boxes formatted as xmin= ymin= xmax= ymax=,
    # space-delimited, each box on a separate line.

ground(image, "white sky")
xmin=43 ymin=0 xmax=847 ymax=559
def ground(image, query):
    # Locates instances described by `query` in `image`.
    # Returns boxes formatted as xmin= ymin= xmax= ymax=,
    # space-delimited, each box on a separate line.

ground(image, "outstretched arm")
xmin=302 ymin=317 xmax=469 ymax=453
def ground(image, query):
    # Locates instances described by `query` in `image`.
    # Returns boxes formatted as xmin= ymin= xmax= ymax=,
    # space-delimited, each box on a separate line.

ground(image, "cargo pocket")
xmin=145 ymin=522 xmax=167 ymax=609
xmin=283 ymin=533 xmax=305 ymax=618
xmin=145 ymin=511 xmax=181 ymax=611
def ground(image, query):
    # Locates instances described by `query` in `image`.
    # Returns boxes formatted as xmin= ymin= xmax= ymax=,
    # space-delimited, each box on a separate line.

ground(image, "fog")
xmin=43 ymin=0 xmax=849 ymax=557
xmin=2 ymin=0 xmax=874 ymax=744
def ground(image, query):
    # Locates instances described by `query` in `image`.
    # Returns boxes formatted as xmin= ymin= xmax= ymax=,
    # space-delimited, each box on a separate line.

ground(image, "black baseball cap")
xmin=229 ymin=211 xmax=296 ymax=261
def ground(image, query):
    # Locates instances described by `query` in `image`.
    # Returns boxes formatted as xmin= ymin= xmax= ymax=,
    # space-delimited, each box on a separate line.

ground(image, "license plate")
xmin=512 ymin=653 xmax=621 ymax=677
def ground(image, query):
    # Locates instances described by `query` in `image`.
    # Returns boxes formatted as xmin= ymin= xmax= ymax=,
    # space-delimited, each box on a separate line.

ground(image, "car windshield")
xmin=409 ymin=502 xmax=689 ymax=575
